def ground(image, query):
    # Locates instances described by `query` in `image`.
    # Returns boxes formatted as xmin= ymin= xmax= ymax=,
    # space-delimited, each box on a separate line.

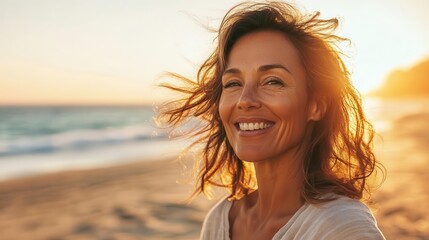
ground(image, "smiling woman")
xmin=219 ymin=31 xmax=315 ymax=165
xmin=159 ymin=1 xmax=385 ymax=239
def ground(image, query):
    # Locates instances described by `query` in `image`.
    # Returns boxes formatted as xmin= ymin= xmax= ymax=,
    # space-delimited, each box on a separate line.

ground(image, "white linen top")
xmin=201 ymin=195 xmax=385 ymax=240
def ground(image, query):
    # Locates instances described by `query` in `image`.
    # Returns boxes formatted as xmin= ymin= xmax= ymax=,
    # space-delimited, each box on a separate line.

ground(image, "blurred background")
xmin=0 ymin=0 xmax=428 ymax=239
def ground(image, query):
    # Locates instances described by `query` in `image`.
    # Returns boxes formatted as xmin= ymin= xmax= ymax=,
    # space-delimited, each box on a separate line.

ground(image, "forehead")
xmin=226 ymin=30 xmax=303 ymax=71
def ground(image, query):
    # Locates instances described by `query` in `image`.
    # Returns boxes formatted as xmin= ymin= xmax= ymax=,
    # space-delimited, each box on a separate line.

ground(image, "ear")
xmin=307 ymin=97 xmax=327 ymax=122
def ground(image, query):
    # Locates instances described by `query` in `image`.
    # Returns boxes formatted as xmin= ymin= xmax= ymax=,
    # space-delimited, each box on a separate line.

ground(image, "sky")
xmin=1 ymin=0 xmax=429 ymax=105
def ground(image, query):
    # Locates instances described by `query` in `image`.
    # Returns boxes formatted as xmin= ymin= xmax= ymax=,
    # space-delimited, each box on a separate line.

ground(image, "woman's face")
xmin=219 ymin=30 xmax=319 ymax=163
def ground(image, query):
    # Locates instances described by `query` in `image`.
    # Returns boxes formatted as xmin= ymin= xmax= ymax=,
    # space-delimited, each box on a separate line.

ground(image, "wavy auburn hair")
xmin=159 ymin=1 xmax=384 ymax=202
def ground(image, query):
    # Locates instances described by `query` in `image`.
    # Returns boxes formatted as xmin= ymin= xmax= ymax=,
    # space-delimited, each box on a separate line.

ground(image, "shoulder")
xmin=311 ymin=195 xmax=374 ymax=219
xmin=296 ymin=195 xmax=385 ymax=239
xmin=200 ymin=197 xmax=232 ymax=240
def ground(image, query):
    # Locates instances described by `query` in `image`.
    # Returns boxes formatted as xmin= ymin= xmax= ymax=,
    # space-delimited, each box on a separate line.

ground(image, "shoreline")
xmin=0 ymin=138 xmax=191 ymax=182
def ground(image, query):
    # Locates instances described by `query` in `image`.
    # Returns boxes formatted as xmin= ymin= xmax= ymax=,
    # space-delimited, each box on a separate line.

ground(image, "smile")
xmin=238 ymin=122 xmax=273 ymax=131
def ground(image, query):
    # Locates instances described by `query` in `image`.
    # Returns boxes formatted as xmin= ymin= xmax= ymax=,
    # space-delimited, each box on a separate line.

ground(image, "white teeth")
xmin=238 ymin=122 xmax=272 ymax=131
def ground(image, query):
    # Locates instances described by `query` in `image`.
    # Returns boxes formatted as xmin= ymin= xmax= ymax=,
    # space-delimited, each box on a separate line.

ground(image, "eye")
xmin=223 ymin=80 xmax=241 ymax=89
xmin=264 ymin=77 xmax=285 ymax=87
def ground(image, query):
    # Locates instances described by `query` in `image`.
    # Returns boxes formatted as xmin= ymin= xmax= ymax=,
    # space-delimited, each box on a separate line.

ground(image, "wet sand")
xmin=1 ymin=113 xmax=428 ymax=239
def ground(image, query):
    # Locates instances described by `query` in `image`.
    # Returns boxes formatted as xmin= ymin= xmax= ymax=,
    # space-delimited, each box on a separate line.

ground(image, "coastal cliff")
xmin=369 ymin=59 xmax=429 ymax=98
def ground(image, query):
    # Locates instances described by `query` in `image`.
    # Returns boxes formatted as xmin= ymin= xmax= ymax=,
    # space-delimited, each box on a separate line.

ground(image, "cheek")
xmin=271 ymin=95 xmax=309 ymax=133
xmin=218 ymin=95 xmax=228 ymax=124
xmin=218 ymin=94 xmax=238 ymax=143
xmin=218 ymin=94 xmax=234 ymax=129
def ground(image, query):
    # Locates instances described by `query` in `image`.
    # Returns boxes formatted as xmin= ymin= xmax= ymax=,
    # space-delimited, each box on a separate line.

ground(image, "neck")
xmin=251 ymin=147 xmax=305 ymax=220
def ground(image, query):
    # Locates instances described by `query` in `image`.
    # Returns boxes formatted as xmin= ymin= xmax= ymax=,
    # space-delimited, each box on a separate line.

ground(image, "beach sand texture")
xmin=0 ymin=113 xmax=428 ymax=240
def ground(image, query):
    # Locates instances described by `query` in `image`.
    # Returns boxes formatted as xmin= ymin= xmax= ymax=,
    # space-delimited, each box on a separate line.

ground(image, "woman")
xmin=160 ymin=1 xmax=385 ymax=239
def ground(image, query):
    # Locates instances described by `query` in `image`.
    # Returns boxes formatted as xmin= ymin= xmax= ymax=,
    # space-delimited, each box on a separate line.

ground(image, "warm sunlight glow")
xmin=1 ymin=0 xmax=428 ymax=105
xmin=1 ymin=2 xmax=429 ymax=239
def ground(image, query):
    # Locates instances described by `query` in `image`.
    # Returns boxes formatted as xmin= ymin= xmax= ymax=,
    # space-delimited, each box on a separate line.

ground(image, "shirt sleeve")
xmin=313 ymin=200 xmax=385 ymax=240
xmin=200 ymin=197 xmax=231 ymax=240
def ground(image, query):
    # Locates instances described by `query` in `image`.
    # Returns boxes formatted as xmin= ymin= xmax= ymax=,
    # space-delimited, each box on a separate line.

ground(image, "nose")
xmin=237 ymin=85 xmax=261 ymax=110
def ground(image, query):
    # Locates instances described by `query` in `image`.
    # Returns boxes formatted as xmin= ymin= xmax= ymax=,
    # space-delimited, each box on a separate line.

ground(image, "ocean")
xmin=1 ymin=98 xmax=428 ymax=181
xmin=0 ymin=105 xmax=190 ymax=180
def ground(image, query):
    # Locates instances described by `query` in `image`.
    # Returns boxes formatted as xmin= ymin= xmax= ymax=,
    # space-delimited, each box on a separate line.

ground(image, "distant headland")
xmin=369 ymin=58 xmax=429 ymax=98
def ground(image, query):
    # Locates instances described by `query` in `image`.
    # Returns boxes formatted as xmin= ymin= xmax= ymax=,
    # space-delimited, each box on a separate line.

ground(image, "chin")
xmin=235 ymin=151 xmax=266 ymax=163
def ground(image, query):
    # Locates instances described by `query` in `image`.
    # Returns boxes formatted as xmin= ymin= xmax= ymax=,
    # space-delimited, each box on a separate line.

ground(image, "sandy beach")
xmin=371 ymin=112 xmax=429 ymax=239
xmin=1 ymin=112 xmax=429 ymax=239
xmin=0 ymin=156 xmax=217 ymax=240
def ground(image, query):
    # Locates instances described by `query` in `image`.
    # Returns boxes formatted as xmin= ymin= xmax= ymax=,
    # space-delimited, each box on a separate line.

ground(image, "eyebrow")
xmin=223 ymin=64 xmax=292 ymax=75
